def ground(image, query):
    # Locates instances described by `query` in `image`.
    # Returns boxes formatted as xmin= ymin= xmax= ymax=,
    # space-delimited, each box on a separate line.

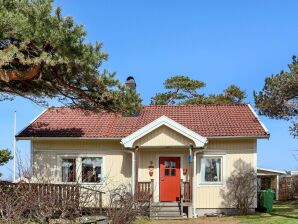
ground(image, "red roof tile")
xmin=17 ymin=105 xmax=269 ymax=138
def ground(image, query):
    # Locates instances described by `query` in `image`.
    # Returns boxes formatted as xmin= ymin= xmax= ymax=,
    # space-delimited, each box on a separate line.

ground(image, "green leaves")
xmin=0 ymin=0 xmax=141 ymax=115
xmin=151 ymin=75 xmax=246 ymax=106
xmin=254 ymin=56 xmax=298 ymax=137
xmin=0 ymin=149 xmax=13 ymax=177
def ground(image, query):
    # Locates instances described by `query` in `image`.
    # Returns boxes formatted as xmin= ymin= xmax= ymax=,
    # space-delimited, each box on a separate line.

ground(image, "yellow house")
xmin=16 ymin=104 xmax=269 ymax=218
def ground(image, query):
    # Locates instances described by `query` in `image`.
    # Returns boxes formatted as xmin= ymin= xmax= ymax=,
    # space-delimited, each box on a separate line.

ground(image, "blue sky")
xmin=0 ymin=0 xmax=297 ymax=179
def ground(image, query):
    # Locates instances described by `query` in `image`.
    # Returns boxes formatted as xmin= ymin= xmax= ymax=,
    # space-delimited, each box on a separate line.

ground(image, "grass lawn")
xmin=134 ymin=201 xmax=298 ymax=224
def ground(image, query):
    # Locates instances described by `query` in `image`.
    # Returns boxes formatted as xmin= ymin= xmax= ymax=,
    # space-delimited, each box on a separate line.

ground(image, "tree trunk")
xmin=0 ymin=65 xmax=41 ymax=82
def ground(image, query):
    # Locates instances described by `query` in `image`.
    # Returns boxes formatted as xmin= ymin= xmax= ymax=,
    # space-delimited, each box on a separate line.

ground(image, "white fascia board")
xmin=16 ymin=137 xmax=122 ymax=141
xmin=248 ymin=104 xmax=270 ymax=135
xmin=15 ymin=108 xmax=48 ymax=137
xmin=257 ymin=168 xmax=286 ymax=175
xmin=207 ymin=135 xmax=269 ymax=139
xmin=121 ymin=115 xmax=207 ymax=148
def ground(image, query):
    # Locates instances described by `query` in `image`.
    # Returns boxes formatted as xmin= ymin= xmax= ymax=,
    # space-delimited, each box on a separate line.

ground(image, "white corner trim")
xmin=16 ymin=108 xmax=48 ymax=137
xmin=121 ymin=115 xmax=207 ymax=148
xmin=247 ymin=104 xmax=270 ymax=135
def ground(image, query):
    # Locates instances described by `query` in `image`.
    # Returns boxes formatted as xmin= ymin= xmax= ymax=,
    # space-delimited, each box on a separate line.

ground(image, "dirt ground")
xmin=134 ymin=216 xmax=239 ymax=224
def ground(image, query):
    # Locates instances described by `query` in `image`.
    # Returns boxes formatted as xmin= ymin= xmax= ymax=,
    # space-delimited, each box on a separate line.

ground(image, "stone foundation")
xmin=196 ymin=208 xmax=255 ymax=217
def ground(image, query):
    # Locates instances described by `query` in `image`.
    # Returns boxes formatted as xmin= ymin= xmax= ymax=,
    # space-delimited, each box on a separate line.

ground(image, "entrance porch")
xmin=136 ymin=148 xmax=192 ymax=204
xmin=120 ymin=116 xmax=208 ymax=218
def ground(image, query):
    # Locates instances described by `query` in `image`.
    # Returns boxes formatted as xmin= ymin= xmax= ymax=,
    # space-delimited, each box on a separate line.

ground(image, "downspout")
xmin=122 ymin=147 xmax=135 ymax=196
xmin=193 ymin=145 xmax=207 ymax=218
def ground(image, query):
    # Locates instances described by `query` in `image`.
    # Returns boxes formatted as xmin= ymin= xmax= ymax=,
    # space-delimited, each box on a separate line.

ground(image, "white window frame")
xmin=81 ymin=157 xmax=104 ymax=184
xmin=197 ymin=154 xmax=226 ymax=187
xmin=57 ymin=154 xmax=105 ymax=185
xmin=61 ymin=157 xmax=77 ymax=183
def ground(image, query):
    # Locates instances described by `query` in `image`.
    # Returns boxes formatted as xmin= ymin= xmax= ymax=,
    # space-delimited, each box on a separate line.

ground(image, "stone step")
xmin=152 ymin=206 xmax=181 ymax=212
xmin=151 ymin=202 xmax=180 ymax=207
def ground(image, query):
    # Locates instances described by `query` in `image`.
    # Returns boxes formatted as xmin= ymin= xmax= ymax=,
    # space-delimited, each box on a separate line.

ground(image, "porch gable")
xmin=121 ymin=115 xmax=207 ymax=148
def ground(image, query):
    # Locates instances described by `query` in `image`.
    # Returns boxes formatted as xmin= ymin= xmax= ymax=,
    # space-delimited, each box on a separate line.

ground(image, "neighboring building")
xmin=16 ymin=104 xmax=269 ymax=217
xmin=257 ymin=168 xmax=286 ymax=200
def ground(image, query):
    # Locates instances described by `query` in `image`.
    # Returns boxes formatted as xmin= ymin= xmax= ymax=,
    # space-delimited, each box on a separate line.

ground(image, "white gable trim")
xmin=247 ymin=104 xmax=270 ymax=135
xmin=121 ymin=115 xmax=207 ymax=148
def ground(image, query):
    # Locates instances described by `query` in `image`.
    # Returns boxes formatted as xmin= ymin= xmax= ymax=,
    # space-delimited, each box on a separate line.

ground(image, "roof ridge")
xmin=143 ymin=104 xmax=248 ymax=107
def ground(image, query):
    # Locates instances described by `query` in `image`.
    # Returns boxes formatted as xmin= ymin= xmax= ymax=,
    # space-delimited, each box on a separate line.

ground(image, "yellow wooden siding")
xmin=134 ymin=125 xmax=194 ymax=147
xmin=32 ymin=137 xmax=257 ymax=208
xmin=32 ymin=139 xmax=131 ymax=206
xmin=196 ymin=139 xmax=257 ymax=208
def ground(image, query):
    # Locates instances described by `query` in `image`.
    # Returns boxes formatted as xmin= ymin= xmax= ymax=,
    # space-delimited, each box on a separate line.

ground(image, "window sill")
xmin=81 ymin=182 xmax=103 ymax=186
xmin=198 ymin=182 xmax=224 ymax=187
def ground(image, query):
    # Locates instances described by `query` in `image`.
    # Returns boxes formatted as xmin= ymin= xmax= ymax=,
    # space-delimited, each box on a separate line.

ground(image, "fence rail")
xmin=0 ymin=182 xmax=80 ymax=207
xmin=136 ymin=180 xmax=154 ymax=202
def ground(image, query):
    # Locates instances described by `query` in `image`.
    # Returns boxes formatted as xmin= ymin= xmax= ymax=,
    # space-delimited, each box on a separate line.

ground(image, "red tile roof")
xmin=17 ymin=105 xmax=269 ymax=138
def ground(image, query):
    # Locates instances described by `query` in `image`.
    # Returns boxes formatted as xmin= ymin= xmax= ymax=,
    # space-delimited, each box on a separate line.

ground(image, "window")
xmin=62 ymin=159 xmax=76 ymax=182
xmin=164 ymin=160 xmax=177 ymax=176
xmin=82 ymin=157 xmax=103 ymax=183
xmin=201 ymin=157 xmax=222 ymax=183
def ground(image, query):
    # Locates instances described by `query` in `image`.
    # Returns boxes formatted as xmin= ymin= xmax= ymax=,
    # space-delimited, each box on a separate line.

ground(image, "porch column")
xmin=125 ymin=149 xmax=136 ymax=196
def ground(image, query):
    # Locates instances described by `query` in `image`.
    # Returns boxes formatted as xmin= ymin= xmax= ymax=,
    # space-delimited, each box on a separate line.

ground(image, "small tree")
xmin=0 ymin=149 xmax=13 ymax=178
xmin=106 ymin=185 xmax=150 ymax=224
xmin=220 ymin=159 xmax=257 ymax=215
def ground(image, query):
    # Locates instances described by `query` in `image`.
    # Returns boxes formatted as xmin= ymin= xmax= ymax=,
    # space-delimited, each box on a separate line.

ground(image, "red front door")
xmin=159 ymin=157 xmax=181 ymax=201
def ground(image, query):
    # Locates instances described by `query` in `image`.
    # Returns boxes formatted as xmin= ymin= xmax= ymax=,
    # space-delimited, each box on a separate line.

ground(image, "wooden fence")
xmin=0 ymin=182 xmax=104 ymax=212
xmin=136 ymin=180 xmax=154 ymax=202
xmin=279 ymin=176 xmax=298 ymax=201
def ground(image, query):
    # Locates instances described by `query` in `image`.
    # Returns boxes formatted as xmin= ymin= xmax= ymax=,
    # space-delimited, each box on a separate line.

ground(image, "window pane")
xmin=165 ymin=169 xmax=170 ymax=176
xmin=170 ymin=161 xmax=176 ymax=168
xmin=165 ymin=161 xmax=170 ymax=168
xmin=62 ymin=159 xmax=76 ymax=182
xmin=82 ymin=157 xmax=102 ymax=183
xmin=202 ymin=158 xmax=221 ymax=182
xmin=171 ymin=169 xmax=176 ymax=176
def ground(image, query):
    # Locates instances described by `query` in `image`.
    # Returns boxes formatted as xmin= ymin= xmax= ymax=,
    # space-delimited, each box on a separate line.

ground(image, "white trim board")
xmin=121 ymin=115 xmax=207 ymax=148
xmin=16 ymin=108 xmax=47 ymax=137
xmin=247 ymin=104 xmax=270 ymax=135
xmin=257 ymin=168 xmax=286 ymax=175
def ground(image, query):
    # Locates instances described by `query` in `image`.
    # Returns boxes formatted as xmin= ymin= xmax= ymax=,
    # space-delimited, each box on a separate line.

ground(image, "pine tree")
xmin=151 ymin=75 xmax=246 ymax=105
xmin=0 ymin=149 xmax=12 ymax=178
xmin=0 ymin=0 xmax=141 ymax=114
xmin=254 ymin=56 xmax=298 ymax=137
